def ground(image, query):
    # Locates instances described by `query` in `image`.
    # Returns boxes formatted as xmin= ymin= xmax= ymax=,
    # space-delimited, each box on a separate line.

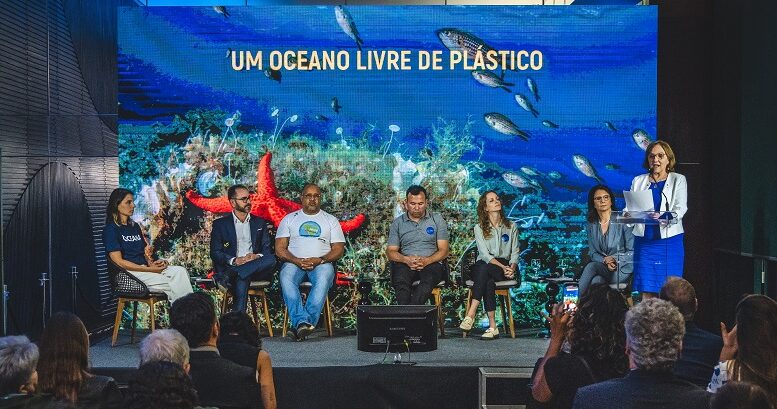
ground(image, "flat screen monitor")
xmin=357 ymin=305 xmax=438 ymax=352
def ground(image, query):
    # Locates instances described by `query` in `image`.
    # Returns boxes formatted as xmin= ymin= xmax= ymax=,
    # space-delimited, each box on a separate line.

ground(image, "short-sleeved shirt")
xmin=387 ymin=211 xmax=449 ymax=257
xmin=103 ymin=221 xmax=146 ymax=265
xmin=276 ymin=209 xmax=345 ymax=258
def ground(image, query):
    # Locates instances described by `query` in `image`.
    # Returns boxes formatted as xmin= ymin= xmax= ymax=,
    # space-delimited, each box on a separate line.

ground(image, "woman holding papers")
xmin=628 ymin=140 xmax=688 ymax=297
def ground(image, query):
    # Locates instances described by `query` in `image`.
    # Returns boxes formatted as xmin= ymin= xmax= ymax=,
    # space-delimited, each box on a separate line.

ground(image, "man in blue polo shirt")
xmin=386 ymin=185 xmax=449 ymax=305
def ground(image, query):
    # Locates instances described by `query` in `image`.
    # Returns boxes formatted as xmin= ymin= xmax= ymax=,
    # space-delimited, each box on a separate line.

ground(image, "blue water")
xmin=118 ymin=5 xmax=656 ymax=200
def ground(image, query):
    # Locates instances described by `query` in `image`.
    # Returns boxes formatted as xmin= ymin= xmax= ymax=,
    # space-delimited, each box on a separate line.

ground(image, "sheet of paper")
xmin=624 ymin=190 xmax=654 ymax=212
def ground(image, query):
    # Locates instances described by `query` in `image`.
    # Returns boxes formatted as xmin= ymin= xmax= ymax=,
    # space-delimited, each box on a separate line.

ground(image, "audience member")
xmin=37 ymin=312 xmax=122 ymax=409
xmin=0 ymin=335 xmax=52 ymax=408
xmin=531 ymin=284 xmax=629 ymax=409
xmin=710 ymin=381 xmax=774 ymax=409
xmin=217 ymin=312 xmax=267 ymax=371
xmin=660 ymin=277 xmax=723 ymax=386
xmin=139 ymin=329 xmax=190 ymax=373
xmin=124 ymin=361 xmax=202 ymax=409
xmin=171 ymin=292 xmax=276 ymax=409
xmin=572 ymin=299 xmax=710 ymax=409
xmin=708 ymin=294 xmax=777 ymax=405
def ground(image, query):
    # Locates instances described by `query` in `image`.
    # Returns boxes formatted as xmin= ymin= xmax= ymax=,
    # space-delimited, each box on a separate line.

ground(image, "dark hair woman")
xmin=459 ymin=191 xmax=520 ymax=340
xmin=531 ymin=284 xmax=629 ymax=409
xmin=579 ymin=185 xmax=634 ymax=296
xmin=37 ymin=312 xmax=123 ymax=408
xmin=104 ymin=188 xmax=192 ymax=302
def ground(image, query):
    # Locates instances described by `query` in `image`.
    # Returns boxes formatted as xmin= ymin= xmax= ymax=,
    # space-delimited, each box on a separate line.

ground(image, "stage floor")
xmin=92 ymin=327 xmax=550 ymax=369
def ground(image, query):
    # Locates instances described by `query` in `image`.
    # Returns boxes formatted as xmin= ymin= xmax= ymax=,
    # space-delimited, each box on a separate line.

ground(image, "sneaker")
xmin=481 ymin=327 xmax=499 ymax=340
xmin=286 ymin=326 xmax=299 ymax=341
xmin=296 ymin=322 xmax=313 ymax=341
xmin=459 ymin=316 xmax=474 ymax=331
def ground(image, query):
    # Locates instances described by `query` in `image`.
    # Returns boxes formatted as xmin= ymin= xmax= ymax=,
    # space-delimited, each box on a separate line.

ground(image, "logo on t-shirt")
xmin=122 ymin=234 xmax=142 ymax=242
xmin=501 ymin=234 xmax=509 ymax=242
xmin=299 ymin=221 xmax=322 ymax=237
xmin=426 ymin=226 xmax=435 ymax=235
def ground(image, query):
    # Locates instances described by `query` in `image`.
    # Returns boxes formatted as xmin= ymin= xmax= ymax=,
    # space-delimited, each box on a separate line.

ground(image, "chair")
xmin=281 ymin=281 xmax=333 ymax=337
xmin=459 ymin=245 xmax=518 ymax=338
xmin=108 ymin=262 xmax=168 ymax=347
xmin=220 ymin=280 xmax=275 ymax=337
xmin=609 ymin=275 xmax=634 ymax=306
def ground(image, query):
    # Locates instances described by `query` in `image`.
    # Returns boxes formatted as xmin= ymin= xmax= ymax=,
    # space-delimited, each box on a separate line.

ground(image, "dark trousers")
xmin=230 ymin=254 xmax=277 ymax=312
xmin=471 ymin=260 xmax=508 ymax=312
xmin=391 ymin=261 xmax=444 ymax=305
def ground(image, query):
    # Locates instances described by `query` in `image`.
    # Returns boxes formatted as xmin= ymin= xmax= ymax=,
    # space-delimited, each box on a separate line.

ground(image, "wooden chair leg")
xmin=220 ymin=291 xmax=231 ymax=316
xmin=499 ymin=292 xmax=509 ymax=334
xmin=325 ymin=295 xmax=333 ymax=337
xmin=250 ymin=294 xmax=260 ymax=332
xmin=282 ymin=306 xmax=289 ymax=338
xmin=505 ymin=291 xmax=515 ymax=339
xmin=463 ymin=289 xmax=473 ymax=338
xmin=112 ymin=298 xmax=126 ymax=347
xmin=433 ymin=288 xmax=444 ymax=337
xmin=130 ymin=301 xmax=138 ymax=344
xmin=149 ymin=299 xmax=156 ymax=333
xmin=262 ymin=291 xmax=274 ymax=337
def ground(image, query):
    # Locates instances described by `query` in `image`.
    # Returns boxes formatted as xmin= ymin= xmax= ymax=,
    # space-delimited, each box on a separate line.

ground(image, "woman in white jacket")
xmin=629 ymin=140 xmax=688 ymax=297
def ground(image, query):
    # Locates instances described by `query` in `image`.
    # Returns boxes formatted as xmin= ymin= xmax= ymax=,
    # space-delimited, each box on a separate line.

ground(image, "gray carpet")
xmin=91 ymin=328 xmax=549 ymax=369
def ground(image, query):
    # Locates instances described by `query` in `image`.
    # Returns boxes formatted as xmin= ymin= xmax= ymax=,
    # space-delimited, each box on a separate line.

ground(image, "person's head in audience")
xmin=0 ymin=336 xmax=39 ymax=396
xmin=568 ymin=284 xmax=629 ymax=374
xmin=36 ymin=312 xmax=90 ymax=402
xmin=625 ymin=298 xmax=684 ymax=372
xmin=711 ymin=381 xmax=775 ymax=409
xmin=139 ymin=329 xmax=190 ymax=374
xmin=219 ymin=311 xmax=261 ymax=348
xmin=731 ymin=295 xmax=777 ymax=403
xmin=660 ymin=276 xmax=697 ymax=322
xmin=124 ymin=360 xmax=199 ymax=409
xmin=170 ymin=292 xmax=218 ymax=348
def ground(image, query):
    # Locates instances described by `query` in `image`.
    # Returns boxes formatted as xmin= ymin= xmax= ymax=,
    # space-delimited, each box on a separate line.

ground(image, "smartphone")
xmin=563 ymin=284 xmax=579 ymax=312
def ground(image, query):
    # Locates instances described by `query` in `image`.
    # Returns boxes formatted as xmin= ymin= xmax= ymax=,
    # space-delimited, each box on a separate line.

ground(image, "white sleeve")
xmin=276 ymin=214 xmax=292 ymax=239
xmin=671 ymin=174 xmax=688 ymax=219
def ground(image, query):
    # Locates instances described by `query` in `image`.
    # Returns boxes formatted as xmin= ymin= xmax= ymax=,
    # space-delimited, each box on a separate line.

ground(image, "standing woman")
xmin=579 ymin=185 xmax=634 ymax=297
xmin=629 ymin=140 xmax=688 ymax=297
xmin=103 ymin=188 xmax=193 ymax=302
xmin=459 ymin=191 xmax=520 ymax=340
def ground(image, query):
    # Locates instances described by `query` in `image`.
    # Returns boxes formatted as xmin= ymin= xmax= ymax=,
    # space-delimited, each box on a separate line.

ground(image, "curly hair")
xmin=625 ymin=298 xmax=684 ymax=372
xmin=219 ymin=311 xmax=261 ymax=348
xmin=731 ymin=295 xmax=777 ymax=403
xmin=170 ymin=293 xmax=216 ymax=348
xmin=585 ymin=185 xmax=618 ymax=224
xmin=567 ymin=284 xmax=629 ymax=375
xmin=476 ymin=190 xmax=510 ymax=239
xmin=124 ymin=361 xmax=199 ymax=409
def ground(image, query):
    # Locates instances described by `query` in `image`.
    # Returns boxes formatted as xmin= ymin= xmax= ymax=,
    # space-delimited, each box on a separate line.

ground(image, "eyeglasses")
xmin=594 ymin=195 xmax=610 ymax=201
xmin=232 ymin=196 xmax=250 ymax=202
xmin=648 ymin=153 xmax=666 ymax=160
xmin=303 ymin=193 xmax=321 ymax=199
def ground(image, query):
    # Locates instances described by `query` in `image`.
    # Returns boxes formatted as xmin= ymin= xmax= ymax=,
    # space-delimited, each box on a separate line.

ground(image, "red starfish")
xmin=185 ymin=152 xmax=366 ymax=233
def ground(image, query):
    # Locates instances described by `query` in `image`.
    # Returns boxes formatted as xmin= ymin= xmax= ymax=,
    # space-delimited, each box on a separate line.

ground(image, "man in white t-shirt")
xmin=275 ymin=183 xmax=345 ymax=341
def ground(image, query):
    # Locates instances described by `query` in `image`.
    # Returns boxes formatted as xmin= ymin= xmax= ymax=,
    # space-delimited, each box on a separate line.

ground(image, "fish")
xmin=213 ymin=6 xmax=229 ymax=18
xmin=526 ymin=77 xmax=540 ymax=101
xmin=548 ymin=171 xmax=562 ymax=180
xmin=542 ymin=120 xmax=559 ymax=128
xmin=604 ymin=121 xmax=618 ymax=131
xmin=503 ymin=172 xmax=530 ymax=189
xmin=335 ymin=6 xmax=363 ymax=51
xmin=605 ymin=163 xmax=620 ymax=170
xmin=572 ymin=154 xmax=604 ymax=184
xmin=514 ymin=94 xmax=539 ymax=118
xmin=264 ymin=68 xmax=281 ymax=82
xmin=331 ymin=97 xmax=342 ymax=114
xmin=436 ymin=28 xmax=496 ymax=61
xmin=471 ymin=70 xmax=514 ymax=93
xmin=632 ymin=129 xmax=652 ymax=151
xmin=420 ymin=148 xmax=433 ymax=159
xmin=483 ymin=113 xmax=530 ymax=141
xmin=520 ymin=166 xmax=539 ymax=176
xmin=315 ymin=115 xmax=329 ymax=121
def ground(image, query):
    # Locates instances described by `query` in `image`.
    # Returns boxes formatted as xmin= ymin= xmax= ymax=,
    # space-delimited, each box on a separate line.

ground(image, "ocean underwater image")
xmin=118 ymin=5 xmax=656 ymax=330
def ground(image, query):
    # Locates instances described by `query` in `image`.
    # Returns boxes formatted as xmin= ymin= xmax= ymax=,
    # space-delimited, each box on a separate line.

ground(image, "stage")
xmin=91 ymin=328 xmax=547 ymax=408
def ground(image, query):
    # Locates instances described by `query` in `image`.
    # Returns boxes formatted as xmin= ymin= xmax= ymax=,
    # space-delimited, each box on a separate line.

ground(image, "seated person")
xmin=211 ymin=184 xmax=277 ymax=312
xmin=660 ymin=277 xmax=723 ymax=386
xmin=531 ymin=284 xmax=629 ymax=409
xmin=171 ymin=292 xmax=276 ymax=409
xmin=275 ymin=183 xmax=345 ymax=341
xmin=579 ymin=184 xmax=633 ymax=296
xmin=710 ymin=382 xmax=775 ymax=409
xmin=573 ymin=299 xmax=711 ymax=409
xmin=124 ymin=361 xmax=200 ymax=409
xmin=459 ymin=190 xmax=520 ymax=340
xmin=386 ymin=185 xmax=449 ymax=305
xmin=218 ymin=311 xmax=269 ymax=372
xmin=104 ymin=188 xmax=193 ymax=302
xmin=139 ymin=329 xmax=190 ymax=373
xmin=0 ymin=335 xmax=52 ymax=408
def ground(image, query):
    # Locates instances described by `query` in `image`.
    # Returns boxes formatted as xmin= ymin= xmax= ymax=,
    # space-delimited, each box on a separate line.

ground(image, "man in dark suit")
xmin=660 ymin=277 xmax=724 ymax=386
xmin=211 ymin=184 xmax=277 ymax=312
xmin=572 ymin=299 xmax=711 ymax=409
xmin=170 ymin=292 xmax=276 ymax=409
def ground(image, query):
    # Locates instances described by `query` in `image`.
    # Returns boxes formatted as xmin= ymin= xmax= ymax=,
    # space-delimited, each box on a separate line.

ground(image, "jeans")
xmin=280 ymin=262 xmax=334 ymax=328
xmin=231 ymin=255 xmax=277 ymax=312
